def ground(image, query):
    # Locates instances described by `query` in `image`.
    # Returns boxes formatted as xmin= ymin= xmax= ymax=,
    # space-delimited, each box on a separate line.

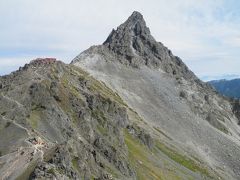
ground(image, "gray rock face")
xmin=231 ymin=99 xmax=240 ymax=124
xmin=0 ymin=58 xmax=215 ymax=180
xmin=101 ymin=11 xmax=196 ymax=81
xmin=73 ymin=11 xmax=240 ymax=179
xmin=0 ymin=60 xmax=135 ymax=179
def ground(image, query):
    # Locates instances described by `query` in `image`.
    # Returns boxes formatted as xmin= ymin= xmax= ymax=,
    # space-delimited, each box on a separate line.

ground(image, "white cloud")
xmin=0 ymin=0 xmax=240 ymax=78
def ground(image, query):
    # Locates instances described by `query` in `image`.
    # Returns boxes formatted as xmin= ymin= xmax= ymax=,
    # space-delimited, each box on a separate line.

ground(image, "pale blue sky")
xmin=0 ymin=0 xmax=240 ymax=81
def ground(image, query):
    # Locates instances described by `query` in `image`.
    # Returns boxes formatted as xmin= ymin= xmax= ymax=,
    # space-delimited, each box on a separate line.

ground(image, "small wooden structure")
xmin=30 ymin=58 xmax=57 ymax=65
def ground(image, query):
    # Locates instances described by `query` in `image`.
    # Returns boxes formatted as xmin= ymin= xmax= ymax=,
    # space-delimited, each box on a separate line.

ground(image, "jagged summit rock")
xmin=103 ymin=11 xmax=152 ymax=63
xmin=74 ymin=11 xmax=196 ymax=81
xmin=73 ymin=11 xmax=240 ymax=179
xmin=103 ymin=11 xmax=150 ymax=46
xmin=125 ymin=11 xmax=145 ymax=24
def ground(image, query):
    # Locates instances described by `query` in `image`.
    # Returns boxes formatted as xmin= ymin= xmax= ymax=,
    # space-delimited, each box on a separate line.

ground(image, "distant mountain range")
xmin=201 ymin=74 xmax=240 ymax=81
xmin=209 ymin=79 xmax=240 ymax=99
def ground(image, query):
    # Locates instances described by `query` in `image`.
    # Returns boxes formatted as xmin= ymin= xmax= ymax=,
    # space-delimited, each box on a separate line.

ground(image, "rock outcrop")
xmin=0 ymin=57 xmax=218 ymax=180
xmin=0 ymin=60 xmax=134 ymax=179
xmin=73 ymin=11 xmax=240 ymax=179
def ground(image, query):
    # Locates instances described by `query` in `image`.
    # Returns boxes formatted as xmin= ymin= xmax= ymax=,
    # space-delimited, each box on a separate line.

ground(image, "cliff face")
xmin=0 ymin=60 xmax=133 ymax=179
xmin=73 ymin=12 xmax=240 ymax=179
xmin=1 ymin=59 xmax=215 ymax=180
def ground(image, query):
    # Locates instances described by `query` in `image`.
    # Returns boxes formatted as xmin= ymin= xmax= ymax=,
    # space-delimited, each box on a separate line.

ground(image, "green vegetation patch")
xmin=61 ymin=74 xmax=84 ymax=102
xmin=78 ymin=70 xmax=127 ymax=106
xmin=92 ymin=110 xmax=107 ymax=125
xmin=124 ymin=130 xmax=182 ymax=180
xmin=47 ymin=168 xmax=56 ymax=175
xmin=97 ymin=125 xmax=108 ymax=136
xmin=155 ymin=141 xmax=213 ymax=178
xmin=125 ymin=128 xmax=218 ymax=180
xmin=26 ymin=110 xmax=41 ymax=129
xmin=72 ymin=156 xmax=80 ymax=171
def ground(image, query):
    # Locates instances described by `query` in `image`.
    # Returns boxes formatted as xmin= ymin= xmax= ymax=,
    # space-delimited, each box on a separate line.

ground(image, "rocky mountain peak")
xmin=104 ymin=11 xmax=150 ymax=46
xmin=119 ymin=11 xmax=149 ymax=36
xmin=127 ymin=11 xmax=144 ymax=22
xmin=101 ymin=11 xmax=196 ymax=80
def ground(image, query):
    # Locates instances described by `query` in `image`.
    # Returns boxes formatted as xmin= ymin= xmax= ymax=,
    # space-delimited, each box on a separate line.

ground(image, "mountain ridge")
xmin=73 ymin=11 xmax=198 ymax=82
xmin=209 ymin=78 xmax=240 ymax=99
xmin=0 ymin=58 xmax=220 ymax=179
xmin=1 ymin=11 xmax=240 ymax=179
xmin=73 ymin=11 xmax=240 ymax=179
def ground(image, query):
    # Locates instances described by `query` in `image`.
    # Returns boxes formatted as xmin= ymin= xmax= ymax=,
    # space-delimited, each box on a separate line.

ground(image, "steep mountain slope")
xmin=2 ymin=11 xmax=240 ymax=180
xmin=73 ymin=11 xmax=240 ymax=179
xmin=0 ymin=60 xmax=134 ymax=179
xmin=0 ymin=59 xmax=220 ymax=179
xmin=209 ymin=79 xmax=240 ymax=99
